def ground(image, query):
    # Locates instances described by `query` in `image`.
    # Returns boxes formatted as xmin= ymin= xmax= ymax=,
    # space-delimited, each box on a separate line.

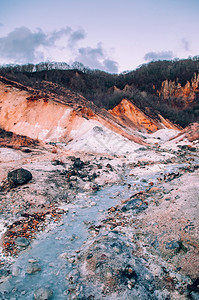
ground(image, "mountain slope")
xmin=0 ymin=76 xmax=179 ymax=153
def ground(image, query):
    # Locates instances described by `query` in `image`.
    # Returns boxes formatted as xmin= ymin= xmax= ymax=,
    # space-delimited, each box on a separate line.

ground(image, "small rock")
xmin=90 ymin=202 xmax=97 ymax=206
xmin=121 ymin=198 xmax=147 ymax=213
xmin=165 ymin=240 xmax=180 ymax=250
xmin=73 ymin=158 xmax=85 ymax=170
xmin=148 ymin=187 xmax=159 ymax=193
xmin=33 ymin=287 xmax=53 ymax=300
xmin=28 ymin=259 xmax=38 ymax=263
xmin=15 ymin=237 xmax=30 ymax=247
xmin=48 ymin=263 xmax=54 ymax=267
xmin=67 ymin=258 xmax=75 ymax=264
xmin=26 ymin=263 xmax=41 ymax=274
xmin=84 ymin=182 xmax=93 ymax=190
xmin=21 ymin=290 xmax=26 ymax=295
xmin=87 ymin=253 xmax=93 ymax=259
xmin=109 ymin=207 xmax=116 ymax=212
xmin=93 ymin=126 xmax=103 ymax=133
xmin=59 ymin=252 xmax=69 ymax=259
xmin=127 ymin=279 xmax=135 ymax=289
xmin=12 ymin=266 xmax=21 ymax=276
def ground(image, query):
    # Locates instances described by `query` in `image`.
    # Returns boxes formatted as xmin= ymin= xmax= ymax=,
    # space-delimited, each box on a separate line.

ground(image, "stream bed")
xmin=0 ymin=179 xmax=145 ymax=299
xmin=0 ymin=161 xmax=197 ymax=299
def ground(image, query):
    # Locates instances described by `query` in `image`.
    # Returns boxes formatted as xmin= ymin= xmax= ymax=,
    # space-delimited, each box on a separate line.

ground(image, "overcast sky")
xmin=0 ymin=0 xmax=198 ymax=73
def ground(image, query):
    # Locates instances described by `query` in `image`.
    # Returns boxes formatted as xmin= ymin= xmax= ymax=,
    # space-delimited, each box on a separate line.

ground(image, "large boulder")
xmin=7 ymin=168 xmax=32 ymax=188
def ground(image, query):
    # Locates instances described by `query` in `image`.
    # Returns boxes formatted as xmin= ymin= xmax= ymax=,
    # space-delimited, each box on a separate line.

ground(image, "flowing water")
xmin=0 ymin=162 xmax=194 ymax=299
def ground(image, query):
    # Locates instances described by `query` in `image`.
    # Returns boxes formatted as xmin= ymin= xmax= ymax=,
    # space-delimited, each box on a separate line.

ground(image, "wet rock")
xmin=0 ymin=268 xmax=11 ymax=283
xmin=121 ymin=198 xmax=148 ymax=213
xmin=73 ymin=158 xmax=85 ymax=170
xmin=87 ymin=253 xmax=93 ymax=259
xmin=7 ymin=168 xmax=32 ymax=188
xmin=165 ymin=240 xmax=182 ymax=251
xmin=15 ymin=237 xmax=30 ymax=247
xmin=33 ymin=287 xmax=53 ymax=300
xmin=26 ymin=263 xmax=41 ymax=274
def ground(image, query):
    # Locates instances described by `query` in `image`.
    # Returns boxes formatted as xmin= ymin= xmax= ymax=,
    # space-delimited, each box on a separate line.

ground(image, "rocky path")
xmin=0 ymin=136 xmax=198 ymax=299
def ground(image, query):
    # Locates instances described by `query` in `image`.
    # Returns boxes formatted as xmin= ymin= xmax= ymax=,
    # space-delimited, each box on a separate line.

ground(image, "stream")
xmin=0 ymin=161 xmax=196 ymax=299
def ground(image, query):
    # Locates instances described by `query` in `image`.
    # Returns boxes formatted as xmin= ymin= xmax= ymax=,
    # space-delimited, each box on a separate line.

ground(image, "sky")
xmin=0 ymin=0 xmax=198 ymax=73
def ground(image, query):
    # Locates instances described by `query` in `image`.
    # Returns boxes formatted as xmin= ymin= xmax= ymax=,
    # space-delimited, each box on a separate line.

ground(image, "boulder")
xmin=7 ymin=168 xmax=32 ymax=187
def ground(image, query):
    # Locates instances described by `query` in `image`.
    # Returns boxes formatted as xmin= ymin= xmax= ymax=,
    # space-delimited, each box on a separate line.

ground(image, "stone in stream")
xmin=121 ymin=198 xmax=148 ymax=213
xmin=33 ymin=287 xmax=53 ymax=300
xmin=7 ymin=168 xmax=32 ymax=188
xmin=26 ymin=263 xmax=41 ymax=274
xmin=15 ymin=237 xmax=30 ymax=247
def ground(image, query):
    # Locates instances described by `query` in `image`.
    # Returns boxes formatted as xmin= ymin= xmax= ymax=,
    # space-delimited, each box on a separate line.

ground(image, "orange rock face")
xmin=158 ymin=73 xmax=199 ymax=106
xmin=0 ymin=79 xmax=147 ymax=145
xmin=0 ymin=77 xmax=179 ymax=146
xmin=109 ymin=99 xmax=160 ymax=132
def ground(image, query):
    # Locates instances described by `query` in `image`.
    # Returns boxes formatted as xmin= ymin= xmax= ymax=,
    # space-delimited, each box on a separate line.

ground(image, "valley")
xmin=0 ymin=70 xmax=198 ymax=299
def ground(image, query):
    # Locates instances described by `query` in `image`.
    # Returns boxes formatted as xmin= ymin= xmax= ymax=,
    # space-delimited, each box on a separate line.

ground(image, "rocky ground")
xmin=0 ymin=128 xmax=198 ymax=299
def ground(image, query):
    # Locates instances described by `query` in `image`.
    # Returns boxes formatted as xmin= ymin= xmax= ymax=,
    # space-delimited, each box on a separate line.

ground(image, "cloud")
xmin=144 ymin=51 xmax=175 ymax=62
xmin=0 ymin=23 xmax=3 ymax=27
xmin=76 ymin=43 xmax=118 ymax=73
xmin=48 ymin=27 xmax=72 ymax=44
xmin=103 ymin=59 xmax=118 ymax=73
xmin=68 ymin=28 xmax=86 ymax=49
xmin=0 ymin=27 xmax=46 ymax=63
xmin=0 ymin=26 xmax=118 ymax=73
xmin=181 ymin=38 xmax=190 ymax=51
xmin=0 ymin=26 xmax=72 ymax=63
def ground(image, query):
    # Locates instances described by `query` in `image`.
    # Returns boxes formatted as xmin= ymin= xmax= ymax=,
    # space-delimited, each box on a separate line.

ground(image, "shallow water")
xmin=0 ymin=161 xmax=195 ymax=299
xmin=0 ymin=181 xmax=142 ymax=299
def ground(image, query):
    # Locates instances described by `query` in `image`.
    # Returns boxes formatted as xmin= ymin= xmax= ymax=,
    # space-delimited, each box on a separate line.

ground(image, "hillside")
xmin=0 ymin=75 xmax=180 ymax=155
xmin=0 ymin=57 xmax=199 ymax=127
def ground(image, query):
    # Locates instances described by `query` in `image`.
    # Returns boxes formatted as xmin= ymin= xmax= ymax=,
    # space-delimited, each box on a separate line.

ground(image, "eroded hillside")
xmin=0 ymin=76 xmax=177 ymax=149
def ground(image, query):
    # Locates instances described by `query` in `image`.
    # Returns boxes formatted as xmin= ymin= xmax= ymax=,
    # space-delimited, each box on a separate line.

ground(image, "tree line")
xmin=0 ymin=57 xmax=199 ymax=127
